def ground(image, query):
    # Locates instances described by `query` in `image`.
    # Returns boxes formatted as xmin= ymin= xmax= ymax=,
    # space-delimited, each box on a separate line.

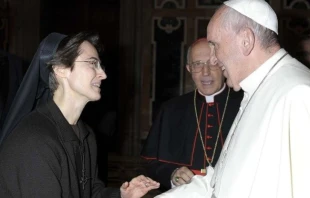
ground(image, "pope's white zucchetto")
xmin=224 ymin=0 xmax=278 ymax=35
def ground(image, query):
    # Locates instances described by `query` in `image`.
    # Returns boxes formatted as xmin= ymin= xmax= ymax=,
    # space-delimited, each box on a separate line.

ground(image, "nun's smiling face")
xmin=65 ymin=41 xmax=107 ymax=103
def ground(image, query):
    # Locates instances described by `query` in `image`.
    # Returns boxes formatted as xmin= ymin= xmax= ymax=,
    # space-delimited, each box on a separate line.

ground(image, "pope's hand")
xmin=120 ymin=175 xmax=160 ymax=198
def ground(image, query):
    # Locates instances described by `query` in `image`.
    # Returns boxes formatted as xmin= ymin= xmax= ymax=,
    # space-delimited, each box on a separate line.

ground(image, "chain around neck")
xmin=194 ymin=87 xmax=230 ymax=167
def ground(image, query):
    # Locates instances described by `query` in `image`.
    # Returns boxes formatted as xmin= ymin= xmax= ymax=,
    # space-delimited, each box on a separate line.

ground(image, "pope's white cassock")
xmin=156 ymin=49 xmax=310 ymax=198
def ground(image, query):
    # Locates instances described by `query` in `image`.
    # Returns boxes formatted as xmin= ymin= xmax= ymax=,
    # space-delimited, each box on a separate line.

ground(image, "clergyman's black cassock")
xmin=141 ymin=85 xmax=243 ymax=190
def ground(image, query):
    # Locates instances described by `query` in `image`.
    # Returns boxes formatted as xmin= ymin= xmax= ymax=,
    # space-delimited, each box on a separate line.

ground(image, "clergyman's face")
xmin=186 ymin=40 xmax=224 ymax=95
xmin=66 ymin=41 xmax=107 ymax=103
xmin=207 ymin=7 xmax=242 ymax=91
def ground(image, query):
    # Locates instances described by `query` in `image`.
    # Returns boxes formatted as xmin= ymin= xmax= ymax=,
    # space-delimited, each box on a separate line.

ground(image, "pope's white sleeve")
xmin=288 ymin=85 xmax=310 ymax=198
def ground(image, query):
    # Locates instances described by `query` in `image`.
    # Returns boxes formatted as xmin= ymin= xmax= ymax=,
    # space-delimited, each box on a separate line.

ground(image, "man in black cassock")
xmin=141 ymin=38 xmax=243 ymax=191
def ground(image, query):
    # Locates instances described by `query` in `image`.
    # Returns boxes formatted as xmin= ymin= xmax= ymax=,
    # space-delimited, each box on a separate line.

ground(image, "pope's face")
xmin=207 ymin=7 xmax=243 ymax=91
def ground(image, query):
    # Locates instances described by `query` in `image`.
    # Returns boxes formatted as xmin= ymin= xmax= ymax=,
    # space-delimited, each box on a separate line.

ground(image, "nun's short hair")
xmin=47 ymin=31 xmax=103 ymax=93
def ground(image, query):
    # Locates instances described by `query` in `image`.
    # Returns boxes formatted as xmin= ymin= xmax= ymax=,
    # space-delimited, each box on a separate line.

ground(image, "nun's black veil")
xmin=0 ymin=33 xmax=67 ymax=145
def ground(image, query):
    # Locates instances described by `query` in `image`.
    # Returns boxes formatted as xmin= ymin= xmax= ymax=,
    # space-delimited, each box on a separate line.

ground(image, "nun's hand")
xmin=120 ymin=175 xmax=160 ymax=198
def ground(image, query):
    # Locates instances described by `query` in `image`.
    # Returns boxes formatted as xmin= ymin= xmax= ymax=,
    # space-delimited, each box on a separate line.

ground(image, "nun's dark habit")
xmin=0 ymin=32 xmax=121 ymax=198
xmin=0 ymin=33 xmax=66 ymax=144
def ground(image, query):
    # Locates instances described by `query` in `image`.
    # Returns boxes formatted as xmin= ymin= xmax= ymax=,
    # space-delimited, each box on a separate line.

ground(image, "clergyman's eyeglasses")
xmin=189 ymin=60 xmax=221 ymax=73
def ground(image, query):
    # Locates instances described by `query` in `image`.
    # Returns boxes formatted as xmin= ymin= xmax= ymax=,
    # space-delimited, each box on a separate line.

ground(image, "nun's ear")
xmin=53 ymin=65 xmax=68 ymax=78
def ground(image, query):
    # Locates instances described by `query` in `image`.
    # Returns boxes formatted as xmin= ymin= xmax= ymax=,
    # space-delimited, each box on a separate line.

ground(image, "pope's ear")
xmin=239 ymin=27 xmax=254 ymax=56
xmin=53 ymin=65 xmax=68 ymax=78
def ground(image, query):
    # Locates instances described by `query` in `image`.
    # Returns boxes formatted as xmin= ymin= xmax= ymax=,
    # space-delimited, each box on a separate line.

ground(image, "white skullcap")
xmin=224 ymin=0 xmax=278 ymax=34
